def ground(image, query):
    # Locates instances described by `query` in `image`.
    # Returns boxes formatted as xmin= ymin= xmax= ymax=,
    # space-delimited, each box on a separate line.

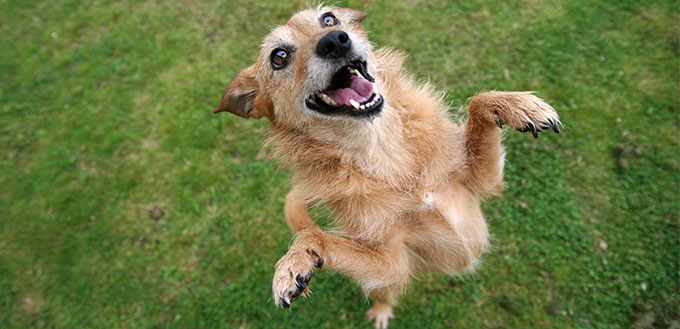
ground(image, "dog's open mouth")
xmin=305 ymin=60 xmax=383 ymax=117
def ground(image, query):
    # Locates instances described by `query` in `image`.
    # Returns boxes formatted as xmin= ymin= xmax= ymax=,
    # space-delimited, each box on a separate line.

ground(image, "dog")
xmin=213 ymin=6 xmax=561 ymax=328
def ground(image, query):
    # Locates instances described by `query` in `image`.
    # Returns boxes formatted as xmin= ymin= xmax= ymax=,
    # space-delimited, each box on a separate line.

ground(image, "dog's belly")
xmin=405 ymin=183 xmax=490 ymax=274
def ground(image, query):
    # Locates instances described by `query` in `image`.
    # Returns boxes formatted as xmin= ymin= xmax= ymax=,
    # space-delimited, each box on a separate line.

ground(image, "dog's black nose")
xmin=316 ymin=31 xmax=351 ymax=59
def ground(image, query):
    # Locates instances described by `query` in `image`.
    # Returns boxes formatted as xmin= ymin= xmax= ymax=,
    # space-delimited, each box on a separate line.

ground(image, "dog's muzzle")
xmin=305 ymin=30 xmax=383 ymax=117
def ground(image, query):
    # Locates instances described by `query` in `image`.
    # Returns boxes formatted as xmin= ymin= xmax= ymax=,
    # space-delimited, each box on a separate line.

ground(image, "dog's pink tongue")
xmin=326 ymin=75 xmax=374 ymax=107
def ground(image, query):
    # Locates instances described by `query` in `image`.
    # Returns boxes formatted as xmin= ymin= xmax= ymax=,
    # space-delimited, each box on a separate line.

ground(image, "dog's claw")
xmin=553 ymin=120 xmax=562 ymax=133
xmin=291 ymin=288 xmax=303 ymax=301
xmin=295 ymin=274 xmax=307 ymax=290
xmin=518 ymin=117 xmax=561 ymax=138
xmin=282 ymin=273 xmax=311 ymax=308
xmin=529 ymin=123 xmax=538 ymax=138
xmin=311 ymin=250 xmax=324 ymax=268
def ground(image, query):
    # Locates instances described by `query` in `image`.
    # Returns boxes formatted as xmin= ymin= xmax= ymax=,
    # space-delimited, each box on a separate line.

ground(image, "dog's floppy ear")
xmin=213 ymin=65 xmax=270 ymax=119
xmin=336 ymin=8 xmax=367 ymax=24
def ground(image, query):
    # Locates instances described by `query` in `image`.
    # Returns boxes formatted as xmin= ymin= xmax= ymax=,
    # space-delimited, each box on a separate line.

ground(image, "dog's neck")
xmin=326 ymin=107 xmax=413 ymax=172
xmin=270 ymin=104 xmax=419 ymax=188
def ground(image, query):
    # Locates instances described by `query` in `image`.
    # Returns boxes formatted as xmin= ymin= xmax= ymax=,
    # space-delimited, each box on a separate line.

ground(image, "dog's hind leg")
xmin=367 ymin=287 xmax=398 ymax=329
xmin=463 ymin=91 xmax=561 ymax=195
xmin=284 ymin=185 xmax=317 ymax=232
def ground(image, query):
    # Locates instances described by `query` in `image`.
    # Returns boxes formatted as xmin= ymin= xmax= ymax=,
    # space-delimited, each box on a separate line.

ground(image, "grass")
xmin=0 ymin=0 xmax=678 ymax=328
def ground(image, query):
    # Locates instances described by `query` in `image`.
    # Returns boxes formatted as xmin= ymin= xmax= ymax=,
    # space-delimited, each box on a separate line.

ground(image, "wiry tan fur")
xmin=213 ymin=6 xmax=561 ymax=329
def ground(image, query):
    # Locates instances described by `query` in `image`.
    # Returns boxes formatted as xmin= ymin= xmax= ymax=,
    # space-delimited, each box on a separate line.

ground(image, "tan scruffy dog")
xmin=213 ymin=6 xmax=561 ymax=329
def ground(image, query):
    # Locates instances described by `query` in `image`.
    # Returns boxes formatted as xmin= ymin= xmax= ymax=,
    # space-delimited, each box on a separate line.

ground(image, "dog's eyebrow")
xmin=267 ymin=26 xmax=294 ymax=42
xmin=262 ymin=39 xmax=297 ymax=53
xmin=262 ymin=27 xmax=297 ymax=50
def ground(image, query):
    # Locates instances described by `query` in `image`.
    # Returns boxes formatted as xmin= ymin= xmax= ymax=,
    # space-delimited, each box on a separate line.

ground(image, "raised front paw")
xmin=272 ymin=249 xmax=324 ymax=308
xmin=486 ymin=91 xmax=563 ymax=138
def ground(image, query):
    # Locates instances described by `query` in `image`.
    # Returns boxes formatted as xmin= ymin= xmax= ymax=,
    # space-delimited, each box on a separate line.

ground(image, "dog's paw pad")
xmin=367 ymin=303 xmax=394 ymax=329
xmin=272 ymin=250 xmax=323 ymax=308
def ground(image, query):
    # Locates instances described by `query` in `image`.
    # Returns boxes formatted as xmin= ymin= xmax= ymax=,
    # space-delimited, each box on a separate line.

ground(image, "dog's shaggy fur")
xmin=214 ymin=6 xmax=561 ymax=328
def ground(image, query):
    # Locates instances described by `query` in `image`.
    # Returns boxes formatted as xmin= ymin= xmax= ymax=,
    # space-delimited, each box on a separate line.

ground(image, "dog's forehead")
xmin=262 ymin=7 xmax=331 ymax=47
xmin=286 ymin=7 xmax=327 ymax=32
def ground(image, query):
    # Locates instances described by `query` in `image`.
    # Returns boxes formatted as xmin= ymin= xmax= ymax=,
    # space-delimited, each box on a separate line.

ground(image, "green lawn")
xmin=1 ymin=0 xmax=678 ymax=328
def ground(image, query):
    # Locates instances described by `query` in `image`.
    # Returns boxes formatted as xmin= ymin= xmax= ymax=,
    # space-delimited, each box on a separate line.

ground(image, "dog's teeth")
xmin=320 ymin=93 xmax=337 ymax=106
xmin=350 ymin=68 xmax=361 ymax=77
xmin=373 ymin=83 xmax=379 ymax=94
xmin=349 ymin=99 xmax=360 ymax=109
xmin=360 ymin=104 xmax=366 ymax=110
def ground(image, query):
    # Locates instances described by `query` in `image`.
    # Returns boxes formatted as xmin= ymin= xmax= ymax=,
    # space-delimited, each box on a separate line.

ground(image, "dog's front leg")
xmin=462 ymin=91 xmax=561 ymax=194
xmin=272 ymin=226 xmax=411 ymax=312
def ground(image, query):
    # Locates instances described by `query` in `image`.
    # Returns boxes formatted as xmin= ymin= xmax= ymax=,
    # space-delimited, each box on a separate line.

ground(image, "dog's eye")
xmin=321 ymin=13 xmax=339 ymax=27
xmin=270 ymin=48 xmax=289 ymax=70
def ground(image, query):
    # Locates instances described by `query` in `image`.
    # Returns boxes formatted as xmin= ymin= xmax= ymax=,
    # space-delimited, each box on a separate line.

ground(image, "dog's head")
xmin=214 ymin=6 xmax=384 ymax=128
